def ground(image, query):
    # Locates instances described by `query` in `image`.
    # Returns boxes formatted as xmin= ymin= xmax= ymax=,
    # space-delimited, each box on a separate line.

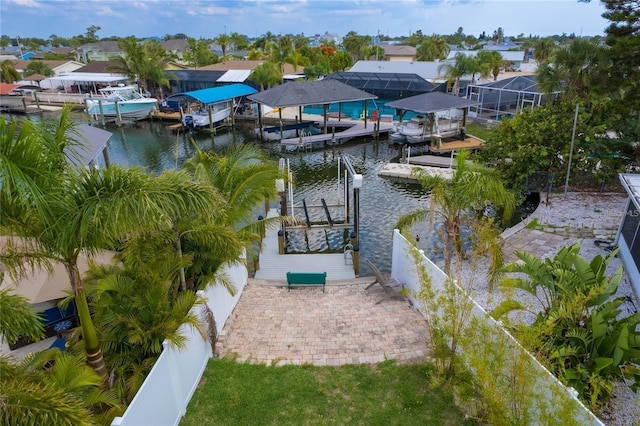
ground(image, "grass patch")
xmin=525 ymin=217 xmax=539 ymax=229
xmin=465 ymin=122 xmax=494 ymax=141
xmin=181 ymin=357 xmax=473 ymax=425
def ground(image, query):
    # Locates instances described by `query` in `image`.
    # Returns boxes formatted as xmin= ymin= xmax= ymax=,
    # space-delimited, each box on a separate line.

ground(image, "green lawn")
xmin=465 ymin=122 xmax=495 ymax=142
xmin=181 ymin=357 xmax=473 ymax=426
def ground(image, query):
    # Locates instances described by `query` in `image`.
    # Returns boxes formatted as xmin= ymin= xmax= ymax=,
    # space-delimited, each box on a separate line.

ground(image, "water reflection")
xmin=95 ymin=121 xmax=430 ymax=272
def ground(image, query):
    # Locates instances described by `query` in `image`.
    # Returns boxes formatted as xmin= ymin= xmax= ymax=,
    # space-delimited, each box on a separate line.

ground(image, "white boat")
xmin=397 ymin=121 xmax=424 ymax=136
xmin=85 ymin=86 xmax=158 ymax=119
xmin=183 ymin=100 xmax=232 ymax=129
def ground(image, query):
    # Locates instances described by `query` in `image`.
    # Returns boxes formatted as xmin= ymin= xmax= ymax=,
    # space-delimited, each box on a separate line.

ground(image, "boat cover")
xmin=386 ymin=92 xmax=480 ymax=114
xmin=170 ymin=83 xmax=257 ymax=104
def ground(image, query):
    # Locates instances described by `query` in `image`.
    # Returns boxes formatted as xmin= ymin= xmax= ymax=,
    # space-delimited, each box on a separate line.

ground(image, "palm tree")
xmin=108 ymin=37 xmax=170 ymax=95
xmin=0 ymin=290 xmax=45 ymax=345
xmin=476 ymin=50 xmax=504 ymax=81
xmin=395 ymin=151 xmax=516 ymax=277
xmin=248 ymin=61 xmax=282 ymax=90
xmin=438 ymin=52 xmax=474 ymax=96
xmin=416 ymin=35 xmax=450 ymax=61
xmin=1 ymin=59 xmax=20 ymax=83
xmin=533 ymin=37 xmax=557 ymax=64
xmin=0 ymin=112 xmax=220 ymax=379
xmin=536 ymin=38 xmax=603 ymax=100
xmin=24 ymin=60 xmax=55 ymax=78
xmin=182 ymin=144 xmax=283 ymax=275
xmin=284 ymin=50 xmax=306 ymax=72
xmin=215 ymin=33 xmax=233 ymax=60
xmin=85 ymin=257 xmax=205 ymax=403
xmin=0 ymin=291 xmax=121 ymax=425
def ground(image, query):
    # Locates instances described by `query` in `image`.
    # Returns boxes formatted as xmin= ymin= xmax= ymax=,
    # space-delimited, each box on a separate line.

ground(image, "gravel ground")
xmin=429 ymin=192 xmax=640 ymax=425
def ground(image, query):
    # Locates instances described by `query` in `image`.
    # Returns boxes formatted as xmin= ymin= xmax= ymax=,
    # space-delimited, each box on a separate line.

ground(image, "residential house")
xmin=76 ymin=41 xmax=123 ymax=63
xmin=162 ymin=39 xmax=189 ymax=64
xmin=379 ymin=45 xmax=417 ymax=62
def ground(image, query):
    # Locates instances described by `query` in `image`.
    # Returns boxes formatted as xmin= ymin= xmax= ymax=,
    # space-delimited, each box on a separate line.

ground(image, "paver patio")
xmin=216 ymin=278 xmax=430 ymax=366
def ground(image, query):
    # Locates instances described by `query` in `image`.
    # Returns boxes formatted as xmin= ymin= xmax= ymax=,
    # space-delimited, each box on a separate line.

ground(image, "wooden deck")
xmin=280 ymin=121 xmax=394 ymax=147
xmin=254 ymin=211 xmax=356 ymax=282
xmin=429 ymin=135 xmax=484 ymax=153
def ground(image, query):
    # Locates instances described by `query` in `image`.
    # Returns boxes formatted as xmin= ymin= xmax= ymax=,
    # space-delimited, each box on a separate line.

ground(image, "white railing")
xmin=34 ymin=92 xmax=88 ymax=105
xmin=111 ymin=259 xmax=248 ymax=426
xmin=390 ymin=229 xmax=604 ymax=425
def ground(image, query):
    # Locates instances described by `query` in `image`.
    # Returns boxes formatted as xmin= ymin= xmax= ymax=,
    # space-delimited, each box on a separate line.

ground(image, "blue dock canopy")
xmin=171 ymin=83 xmax=257 ymax=104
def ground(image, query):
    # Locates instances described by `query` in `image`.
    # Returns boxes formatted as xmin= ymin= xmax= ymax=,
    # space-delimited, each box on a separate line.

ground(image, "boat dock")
xmin=280 ymin=120 xmax=394 ymax=149
xmin=378 ymin=163 xmax=454 ymax=182
xmin=429 ymin=135 xmax=484 ymax=153
xmin=254 ymin=211 xmax=356 ymax=282
xmin=408 ymin=154 xmax=455 ymax=168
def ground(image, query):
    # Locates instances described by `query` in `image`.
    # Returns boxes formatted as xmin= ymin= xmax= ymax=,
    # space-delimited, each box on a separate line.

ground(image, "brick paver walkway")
xmin=216 ymin=280 xmax=430 ymax=366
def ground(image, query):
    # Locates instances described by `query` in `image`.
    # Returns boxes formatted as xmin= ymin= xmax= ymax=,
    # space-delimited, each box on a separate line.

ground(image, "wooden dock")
xmin=254 ymin=211 xmax=356 ymax=282
xmin=429 ymin=135 xmax=484 ymax=153
xmin=280 ymin=121 xmax=394 ymax=148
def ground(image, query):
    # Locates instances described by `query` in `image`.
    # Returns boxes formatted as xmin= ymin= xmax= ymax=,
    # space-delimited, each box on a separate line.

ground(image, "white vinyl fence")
xmin=390 ymin=229 xmax=604 ymax=425
xmin=111 ymin=260 xmax=248 ymax=426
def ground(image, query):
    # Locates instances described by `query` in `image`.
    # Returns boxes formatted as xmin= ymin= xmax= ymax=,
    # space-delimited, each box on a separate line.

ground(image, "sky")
xmin=0 ymin=0 xmax=610 ymax=41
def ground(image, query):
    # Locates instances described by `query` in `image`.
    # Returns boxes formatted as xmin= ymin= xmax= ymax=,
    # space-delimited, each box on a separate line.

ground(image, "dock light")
xmin=275 ymin=178 xmax=285 ymax=193
xmin=353 ymin=174 xmax=363 ymax=189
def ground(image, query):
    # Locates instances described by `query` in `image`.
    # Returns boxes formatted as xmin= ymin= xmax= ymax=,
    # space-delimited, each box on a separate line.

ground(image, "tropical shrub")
xmin=493 ymin=243 xmax=640 ymax=411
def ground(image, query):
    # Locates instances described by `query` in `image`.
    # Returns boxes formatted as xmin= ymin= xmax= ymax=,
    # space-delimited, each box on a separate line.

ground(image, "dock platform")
xmin=408 ymin=154 xmax=455 ymax=168
xmin=378 ymin=163 xmax=453 ymax=182
xmin=280 ymin=121 xmax=393 ymax=148
xmin=429 ymin=135 xmax=484 ymax=153
xmin=254 ymin=211 xmax=356 ymax=282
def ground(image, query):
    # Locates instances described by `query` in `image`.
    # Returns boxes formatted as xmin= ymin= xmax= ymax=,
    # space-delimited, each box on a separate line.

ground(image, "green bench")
xmin=286 ymin=272 xmax=327 ymax=292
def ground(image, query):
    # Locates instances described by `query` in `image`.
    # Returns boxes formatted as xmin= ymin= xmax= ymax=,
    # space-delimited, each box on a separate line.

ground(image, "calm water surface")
xmin=95 ymin=120 xmax=433 ymax=272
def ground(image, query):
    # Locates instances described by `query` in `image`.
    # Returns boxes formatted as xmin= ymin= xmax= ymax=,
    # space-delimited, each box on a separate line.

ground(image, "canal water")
xmin=92 ymin=119 xmax=434 ymax=273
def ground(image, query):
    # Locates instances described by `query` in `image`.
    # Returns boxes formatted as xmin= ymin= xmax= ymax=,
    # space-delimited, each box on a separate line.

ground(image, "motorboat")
xmin=397 ymin=120 xmax=424 ymax=137
xmin=183 ymin=100 xmax=232 ymax=129
xmin=85 ymin=85 xmax=158 ymax=119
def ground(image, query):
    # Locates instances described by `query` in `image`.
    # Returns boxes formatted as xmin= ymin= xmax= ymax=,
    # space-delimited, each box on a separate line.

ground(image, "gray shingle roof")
xmin=386 ymin=92 xmax=479 ymax=114
xmin=247 ymin=80 xmax=377 ymax=108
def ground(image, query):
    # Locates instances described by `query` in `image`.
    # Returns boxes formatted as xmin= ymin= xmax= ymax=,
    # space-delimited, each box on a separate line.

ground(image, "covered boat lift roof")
xmin=247 ymin=79 xmax=377 ymax=108
xmin=247 ymin=80 xmax=378 ymax=141
xmin=66 ymin=124 xmax=113 ymax=169
xmin=168 ymin=83 xmax=257 ymax=105
xmin=386 ymin=91 xmax=480 ymax=114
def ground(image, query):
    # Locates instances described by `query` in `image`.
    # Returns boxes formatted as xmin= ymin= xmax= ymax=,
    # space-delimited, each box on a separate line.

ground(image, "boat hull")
xmin=0 ymin=95 xmax=28 ymax=110
xmin=86 ymin=98 xmax=157 ymax=119
xmin=184 ymin=104 xmax=231 ymax=128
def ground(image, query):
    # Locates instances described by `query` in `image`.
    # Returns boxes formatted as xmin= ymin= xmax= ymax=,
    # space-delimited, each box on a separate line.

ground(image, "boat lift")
xmin=277 ymin=155 xmax=363 ymax=270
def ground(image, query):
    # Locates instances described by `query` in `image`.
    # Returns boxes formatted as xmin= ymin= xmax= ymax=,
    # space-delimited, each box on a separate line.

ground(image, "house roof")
xmin=78 ymin=41 xmax=122 ymax=53
xmin=167 ymin=69 xmax=225 ymax=83
xmin=386 ymin=91 xmax=480 ymax=114
xmin=446 ymin=50 xmax=525 ymax=62
xmin=162 ymin=39 xmax=188 ymax=52
xmin=381 ymin=45 xmax=417 ymax=56
xmin=325 ymin=71 xmax=441 ymax=94
xmin=349 ymin=60 xmax=445 ymax=81
xmin=247 ymin=80 xmax=377 ymax=108
xmin=74 ymin=61 xmax=119 ymax=73
xmin=66 ymin=124 xmax=113 ymax=169
xmin=217 ymin=69 xmax=252 ymax=83
xmin=167 ymin=83 xmax=257 ymax=105
xmin=9 ymin=59 xmax=69 ymax=71
xmin=198 ymin=60 xmax=303 ymax=75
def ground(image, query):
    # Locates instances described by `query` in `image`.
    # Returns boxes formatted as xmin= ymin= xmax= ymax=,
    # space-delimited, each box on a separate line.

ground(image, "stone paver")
xmin=216 ymin=281 xmax=430 ymax=366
